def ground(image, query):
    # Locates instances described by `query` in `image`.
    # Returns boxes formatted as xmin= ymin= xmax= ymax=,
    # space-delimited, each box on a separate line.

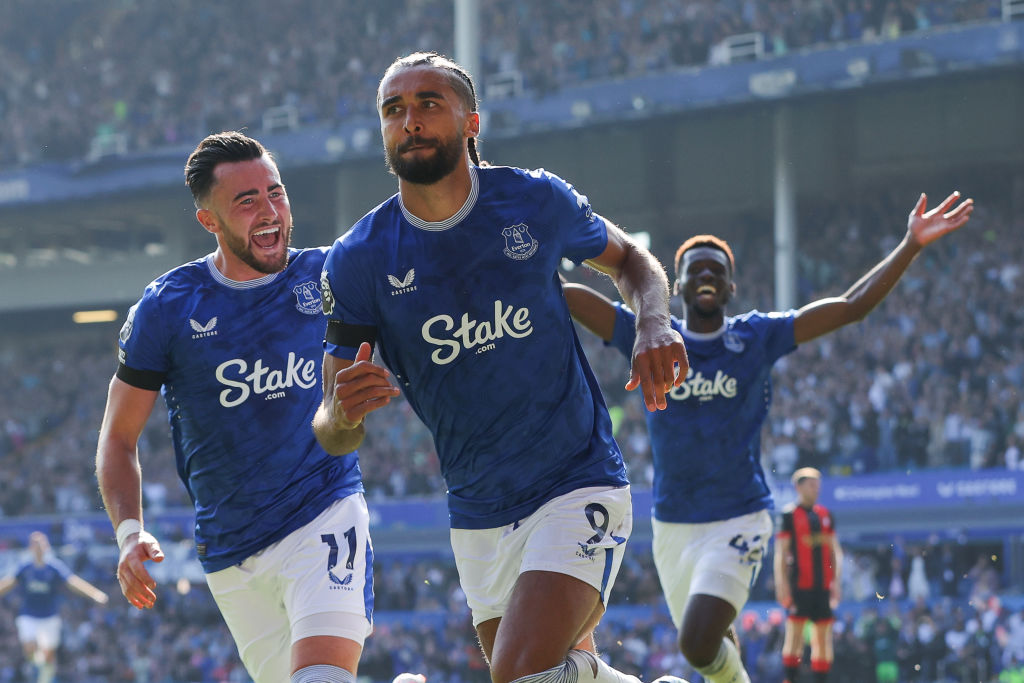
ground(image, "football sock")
xmin=37 ymin=661 xmax=55 ymax=683
xmin=290 ymin=664 xmax=356 ymax=683
xmin=811 ymin=658 xmax=831 ymax=683
xmin=693 ymin=637 xmax=750 ymax=683
xmin=508 ymin=649 xmax=641 ymax=683
xmin=783 ymin=653 xmax=801 ymax=683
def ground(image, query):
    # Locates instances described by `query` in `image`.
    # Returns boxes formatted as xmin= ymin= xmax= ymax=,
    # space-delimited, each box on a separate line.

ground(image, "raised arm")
xmin=312 ymin=342 xmax=399 ymax=454
xmin=562 ymin=282 xmax=617 ymax=342
xmin=96 ymin=376 xmax=164 ymax=609
xmin=793 ymin=191 xmax=973 ymax=344
xmin=584 ymin=219 xmax=688 ymax=411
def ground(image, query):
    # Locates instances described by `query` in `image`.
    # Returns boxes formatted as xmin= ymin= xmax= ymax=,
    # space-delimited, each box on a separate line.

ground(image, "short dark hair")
xmin=674 ymin=235 xmax=736 ymax=278
xmin=184 ymin=132 xmax=270 ymax=206
xmin=378 ymin=52 xmax=483 ymax=166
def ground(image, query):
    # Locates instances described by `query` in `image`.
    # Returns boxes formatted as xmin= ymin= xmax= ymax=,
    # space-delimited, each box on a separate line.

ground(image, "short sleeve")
xmin=608 ymin=301 xmax=637 ymax=360
xmin=533 ymin=169 xmax=608 ymax=265
xmin=321 ymin=237 xmax=378 ymax=360
xmin=776 ymin=510 xmax=794 ymax=539
xmin=116 ymin=286 xmax=169 ymax=390
xmin=749 ymin=310 xmax=797 ymax=364
xmin=48 ymin=558 xmax=73 ymax=581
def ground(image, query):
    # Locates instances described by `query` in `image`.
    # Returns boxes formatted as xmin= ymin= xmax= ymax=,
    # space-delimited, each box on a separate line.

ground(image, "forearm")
xmin=839 ymin=234 xmax=921 ymax=319
xmin=774 ymin=553 xmax=787 ymax=591
xmin=774 ymin=540 xmax=792 ymax=597
xmin=831 ymin=541 xmax=844 ymax=586
xmin=608 ymin=241 xmax=671 ymax=330
xmin=96 ymin=438 xmax=144 ymax=529
xmin=67 ymin=575 xmax=106 ymax=603
xmin=312 ymin=408 xmax=366 ymax=455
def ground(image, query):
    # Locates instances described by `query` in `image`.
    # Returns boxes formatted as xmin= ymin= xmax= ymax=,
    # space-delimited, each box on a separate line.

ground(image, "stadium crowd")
xmin=0 ymin=0 xmax=1003 ymax=166
xmin=1 ymin=2 xmax=1019 ymax=682
xmin=0 ymin=532 xmax=1018 ymax=682
xmin=1 ymin=180 xmax=1021 ymax=680
xmin=1 ymin=185 xmax=1022 ymax=519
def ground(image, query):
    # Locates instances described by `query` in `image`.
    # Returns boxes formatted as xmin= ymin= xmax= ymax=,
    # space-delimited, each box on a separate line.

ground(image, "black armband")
xmin=325 ymin=319 xmax=377 ymax=350
xmin=116 ymin=363 xmax=166 ymax=391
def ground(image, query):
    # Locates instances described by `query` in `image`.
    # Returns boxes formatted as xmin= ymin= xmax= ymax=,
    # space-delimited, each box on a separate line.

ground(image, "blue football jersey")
xmin=14 ymin=559 xmax=70 ymax=618
xmin=610 ymin=304 xmax=797 ymax=523
xmin=117 ymin=248 xmax=363 ymax=572
xmin=322 ymin=166 xmax=628 ymax=529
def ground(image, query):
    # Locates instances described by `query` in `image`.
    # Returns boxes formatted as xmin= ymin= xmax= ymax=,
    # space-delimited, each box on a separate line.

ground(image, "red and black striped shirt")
xmin=777 ymin=503 xmax=836 ymax=591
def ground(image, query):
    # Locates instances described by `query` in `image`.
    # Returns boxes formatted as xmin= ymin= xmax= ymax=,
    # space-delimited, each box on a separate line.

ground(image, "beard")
xmin=222 ymin=223 xmax=292 ymax=275
xmin=385 ymin=133 xmax=464 ymax=185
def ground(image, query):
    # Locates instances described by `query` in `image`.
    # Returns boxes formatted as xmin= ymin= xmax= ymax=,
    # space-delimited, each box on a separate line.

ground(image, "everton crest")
xmin=293 ymin=280 xmax=323 ymax=315
xmin=723 ymin=331 xmax=745 ymax=353
xmin=502 ymin=223 xmax=539 ymax=261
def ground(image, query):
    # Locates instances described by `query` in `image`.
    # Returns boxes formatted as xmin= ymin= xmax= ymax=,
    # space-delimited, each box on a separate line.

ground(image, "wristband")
xmin=115 ymin=519 xmax=143 ymax=549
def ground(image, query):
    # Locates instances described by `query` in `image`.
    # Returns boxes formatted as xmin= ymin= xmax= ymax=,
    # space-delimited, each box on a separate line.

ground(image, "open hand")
xmin=626 ymin=324 xmax=688 ymax=411
xmin=908 ymin=191 xmax=973 ymax=248
xmin=117 ymin=531 xmax=163 ymax=610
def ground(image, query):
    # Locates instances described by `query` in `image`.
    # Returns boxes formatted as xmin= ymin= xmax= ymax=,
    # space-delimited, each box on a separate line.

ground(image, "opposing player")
xmin=563 ymin=190 xmax=973 ymax=683
xmin=313 ymin=52 xmax=689 ymax=683
xmin=95 ymin=132 xmax=390 ymax=683
xmin=0 ymin=531 xmax=108 ymax=683
xmin=775 ymin=468 xmax=842 ymax=683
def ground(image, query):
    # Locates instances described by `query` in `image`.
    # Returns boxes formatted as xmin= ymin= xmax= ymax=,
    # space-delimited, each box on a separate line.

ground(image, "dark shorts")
xmin=789 ymin=589 xmax=833 ymax=622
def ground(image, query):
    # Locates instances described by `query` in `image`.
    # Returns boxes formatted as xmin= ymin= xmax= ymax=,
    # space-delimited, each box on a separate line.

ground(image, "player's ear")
xmin=465 ymin=111 xmax=480 ymax=139
xmin=196 ymin=208 xmax=219 ymax=235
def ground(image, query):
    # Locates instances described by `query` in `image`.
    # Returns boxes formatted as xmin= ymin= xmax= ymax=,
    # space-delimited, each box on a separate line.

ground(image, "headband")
xmin=680 ymin=247 xmax=730 ymax=279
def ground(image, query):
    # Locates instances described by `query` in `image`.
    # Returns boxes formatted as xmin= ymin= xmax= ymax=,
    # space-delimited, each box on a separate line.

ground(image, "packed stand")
xmin=0 ymin=532 xmax=1017 ymax=682
xmin=566 ymin=185 xmax=1024 ymax=492
xmin=0 ymin=0 xmax=1003 ymax=166
xmin=1 ymin=183 xmax=1022 ymax=517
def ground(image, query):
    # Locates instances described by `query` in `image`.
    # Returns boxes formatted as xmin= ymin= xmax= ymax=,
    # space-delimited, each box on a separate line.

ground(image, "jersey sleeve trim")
xmin=116 ymin=363 xmax=166 ymax=391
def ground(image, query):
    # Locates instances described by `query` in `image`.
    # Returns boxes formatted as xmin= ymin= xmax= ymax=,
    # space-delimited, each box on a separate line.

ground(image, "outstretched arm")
xmin=96 ymin=376 xmax=164 ymax=609
xmin=312 ymin=342 xmax=399 ymax=454
xmin=562 ymin=283 xmax=617 ymax=342
xmin=793 ymin=191 xmax=973 ymax=344
xmin=66 ymin=574 xmax=109 ymax=606
xmin=585 ymin=219 xmax=688 ymax=411
xmin=0 ymin=576 xmax=15 ymax=597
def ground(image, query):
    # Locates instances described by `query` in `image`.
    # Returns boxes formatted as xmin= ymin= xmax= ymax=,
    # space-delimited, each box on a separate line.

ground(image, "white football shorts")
xmin=452 ymin=485 xmax=633 ymax=627
xmin=15 ymin=615 xmax=61 ymax=650
xmin=205 ymin=493 xmax=373 ymax=683
xmin=652 ymin=509 xmax=773 ymax=628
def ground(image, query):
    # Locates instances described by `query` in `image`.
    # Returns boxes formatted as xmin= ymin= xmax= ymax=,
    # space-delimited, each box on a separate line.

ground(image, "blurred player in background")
xmin=775 ymin=467 xmax=843 ymax=683
xmin=95 ymin=132 xmax=406 ymax=683
xmin=314 ymin=52 xmax=689 ymax=683
xmin=0 ymin=531 xmax=109 ymax=683
xmin=564 ymin=190 xmax=973 ymax=683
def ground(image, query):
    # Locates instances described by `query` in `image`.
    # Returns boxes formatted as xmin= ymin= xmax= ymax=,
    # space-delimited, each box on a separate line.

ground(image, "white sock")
xmin=37 ymin=661 xmax=55 ymax=683
xmin=508 ymin=649 xmax=641 ymax=683
xmin=693 ymin=637 xmax=750 ymax=683
xmin=290 ymin=665 xmax=356 ymax=683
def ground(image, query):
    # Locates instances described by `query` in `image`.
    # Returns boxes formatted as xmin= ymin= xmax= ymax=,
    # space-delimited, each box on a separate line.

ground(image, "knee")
xmin=677 ymin=622 xmax=721 ymax=668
